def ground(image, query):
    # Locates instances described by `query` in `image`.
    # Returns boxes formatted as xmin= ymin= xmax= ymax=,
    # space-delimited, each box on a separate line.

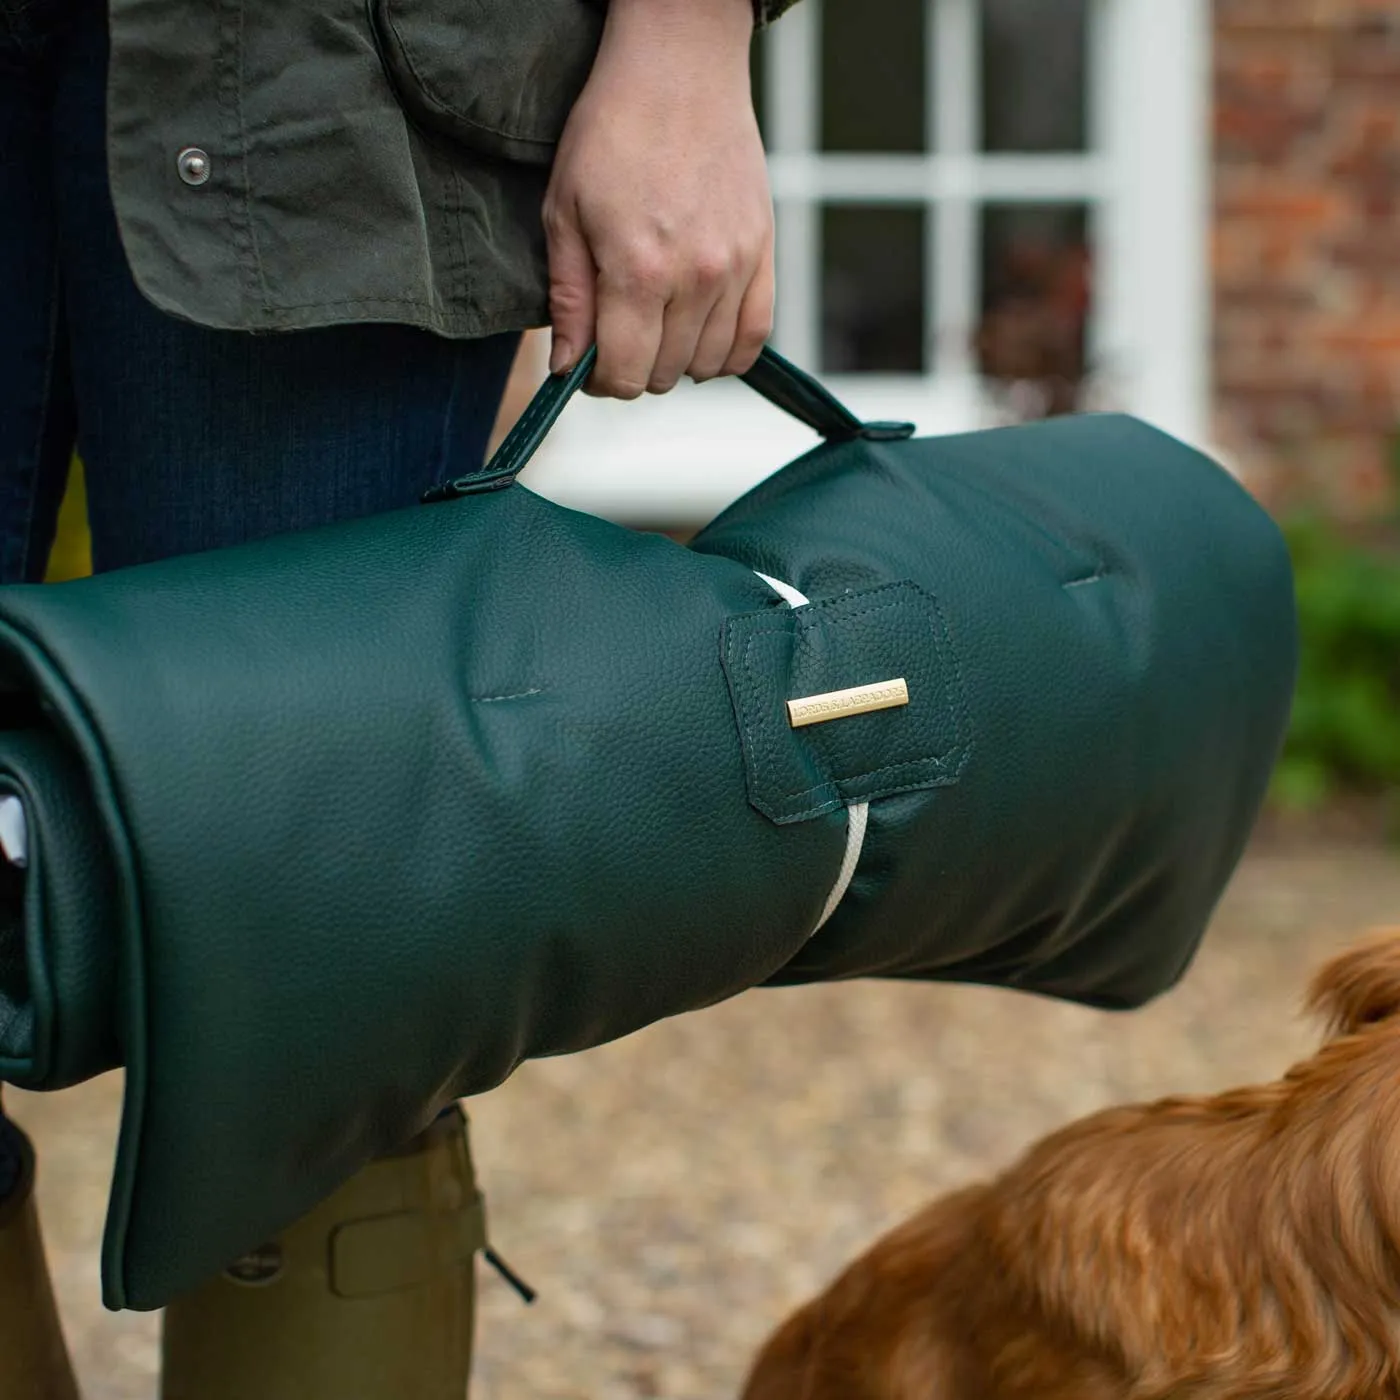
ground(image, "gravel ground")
xmin=11 ymin=840 xmax=1400 ymax=1400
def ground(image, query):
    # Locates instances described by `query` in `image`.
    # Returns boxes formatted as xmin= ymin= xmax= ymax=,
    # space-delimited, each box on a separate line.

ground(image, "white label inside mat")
xmin=0 ymin=795 xmax=29 ymax=868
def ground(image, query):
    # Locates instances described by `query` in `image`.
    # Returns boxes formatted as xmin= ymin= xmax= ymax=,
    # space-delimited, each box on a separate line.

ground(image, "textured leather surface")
xmin=738 ymin=344 xmax=912 ymax=442
xmin=694 ymin=416 xmax=1296 ymax=1001
xmin=0 ymin=380 xmax=1296 ymax=1312
xmin=721 ymin=582 xmax=971 ymax=823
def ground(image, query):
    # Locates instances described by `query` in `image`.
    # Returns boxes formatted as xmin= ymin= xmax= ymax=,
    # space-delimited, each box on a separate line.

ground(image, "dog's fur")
xmin=742 ymin=932 xmax=1400 ymax=1400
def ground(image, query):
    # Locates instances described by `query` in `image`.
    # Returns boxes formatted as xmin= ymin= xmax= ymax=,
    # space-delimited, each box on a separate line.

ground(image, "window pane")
xmin=981 ymin=0 xmax=1089 ymax=153
xmin=821 ymin=0 xmax=926 ymax=153
xmin=821 ymin=206 xmax=926 ymax=374
xmin=978 ymin=205 xmax=1092 ymax=416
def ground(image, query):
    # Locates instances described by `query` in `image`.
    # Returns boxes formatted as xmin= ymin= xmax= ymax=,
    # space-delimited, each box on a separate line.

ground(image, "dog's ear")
xmin=1306 ymin=930 xmax=1400 ymax=1039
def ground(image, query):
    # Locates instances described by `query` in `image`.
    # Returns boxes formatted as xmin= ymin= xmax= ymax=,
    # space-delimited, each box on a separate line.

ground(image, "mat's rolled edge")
xmin=0 ymin=616 xmax=149 ymax=1311
xmin=0 ymin=728 xmax=122 ymax=1090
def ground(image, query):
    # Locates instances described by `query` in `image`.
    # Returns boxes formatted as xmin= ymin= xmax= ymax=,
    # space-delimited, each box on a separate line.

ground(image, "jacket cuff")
xmin=754 ymin=0 xmax=800 ymax=23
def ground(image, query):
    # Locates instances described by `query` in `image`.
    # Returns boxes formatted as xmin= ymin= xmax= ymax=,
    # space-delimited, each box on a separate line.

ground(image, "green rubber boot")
xmin=161 ymin=1105 xmax=485 ymax=1400
xmin=0 ymin=1110 xmax=81 ymax=1400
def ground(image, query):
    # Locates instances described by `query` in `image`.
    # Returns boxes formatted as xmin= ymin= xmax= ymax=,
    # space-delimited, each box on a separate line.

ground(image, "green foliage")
xmin=1273 ymin=513 xmax=1400 ymax=814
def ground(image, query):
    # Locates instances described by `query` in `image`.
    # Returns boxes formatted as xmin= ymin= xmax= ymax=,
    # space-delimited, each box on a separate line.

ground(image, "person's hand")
xmin=542 ymin=0 xmax=774 ymax=398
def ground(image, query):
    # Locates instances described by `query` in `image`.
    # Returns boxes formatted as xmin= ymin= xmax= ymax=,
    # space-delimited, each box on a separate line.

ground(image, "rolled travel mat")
xmin=0 ymin=348 xmax=1296 ymax=1311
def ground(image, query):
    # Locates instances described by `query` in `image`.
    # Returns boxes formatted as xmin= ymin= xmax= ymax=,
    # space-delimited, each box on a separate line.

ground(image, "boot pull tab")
xmin=483 ymin=1246 xmax=537 ymax=1305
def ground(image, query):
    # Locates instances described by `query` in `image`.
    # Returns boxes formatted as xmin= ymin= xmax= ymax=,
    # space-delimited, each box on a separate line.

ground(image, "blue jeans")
xmin=0 ymin=0 xmax=520 ymax=584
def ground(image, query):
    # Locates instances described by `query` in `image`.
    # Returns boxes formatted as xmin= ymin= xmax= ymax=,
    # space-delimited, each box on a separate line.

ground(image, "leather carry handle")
xmin=422 ymin=344 xmax=914 ymax=502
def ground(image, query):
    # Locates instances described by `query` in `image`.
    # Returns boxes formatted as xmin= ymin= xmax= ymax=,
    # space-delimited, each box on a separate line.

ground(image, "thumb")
xmin=545 ymin=201 xmax=597 ymax=375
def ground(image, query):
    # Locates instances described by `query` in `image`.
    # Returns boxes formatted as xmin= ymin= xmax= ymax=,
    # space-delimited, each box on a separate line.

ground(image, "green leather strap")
xmin=421 ymin=343 xmax=914 ymax=503
xmin=741 ymin=344 xmax=886 ymax=441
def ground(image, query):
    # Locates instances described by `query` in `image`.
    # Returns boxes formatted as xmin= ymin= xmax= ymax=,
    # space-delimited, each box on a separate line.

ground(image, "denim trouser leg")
xmin=0 ymin=0 xmax=79 ymax=585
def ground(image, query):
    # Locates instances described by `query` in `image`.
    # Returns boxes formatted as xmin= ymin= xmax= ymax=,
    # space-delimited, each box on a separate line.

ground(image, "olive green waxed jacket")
xmin=106 ymin=0 xmax=793 ymax=339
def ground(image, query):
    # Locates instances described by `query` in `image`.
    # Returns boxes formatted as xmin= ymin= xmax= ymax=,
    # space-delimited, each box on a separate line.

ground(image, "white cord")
xmin=752 ymin=571 xmax=812 ymax=611
xmin=0 ymin=795 xmax=28 ymax=869
xmin=753 ymin=572 xmax=868 ymax=934
xmin=813 ymin=799 xmax=867 ymax=932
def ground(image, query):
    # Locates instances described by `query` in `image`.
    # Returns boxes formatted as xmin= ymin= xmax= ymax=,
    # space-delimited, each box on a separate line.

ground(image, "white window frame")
xmin=524 ymin=0 xmax=1210 ymax=525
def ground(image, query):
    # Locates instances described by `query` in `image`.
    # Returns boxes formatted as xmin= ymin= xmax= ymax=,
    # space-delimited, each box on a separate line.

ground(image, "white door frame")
xmin=524 ymin=0 xmax=1211 ymax=525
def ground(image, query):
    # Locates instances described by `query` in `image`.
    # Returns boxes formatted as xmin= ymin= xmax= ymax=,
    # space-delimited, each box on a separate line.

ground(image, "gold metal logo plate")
xmin=786 ymin=678 xmax=910 ymax=729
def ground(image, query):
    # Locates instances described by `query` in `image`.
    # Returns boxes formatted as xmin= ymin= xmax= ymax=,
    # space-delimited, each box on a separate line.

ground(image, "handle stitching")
xmin=436 ymin=346 xmax=876 ymax=498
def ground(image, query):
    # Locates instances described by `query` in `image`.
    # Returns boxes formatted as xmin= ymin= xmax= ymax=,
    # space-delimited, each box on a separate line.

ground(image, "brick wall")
xmin=1214 ymin=0 xmax=1400 ymax=516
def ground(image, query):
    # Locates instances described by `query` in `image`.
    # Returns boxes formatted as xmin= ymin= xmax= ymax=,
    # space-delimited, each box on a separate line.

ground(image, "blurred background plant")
xmin=1271 ymin=430 xmax=1400 ymax=833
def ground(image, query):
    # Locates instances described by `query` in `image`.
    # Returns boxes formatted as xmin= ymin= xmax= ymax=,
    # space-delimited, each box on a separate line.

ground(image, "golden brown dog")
xmin=742 ymin=932 xmax=1400 ymax=1400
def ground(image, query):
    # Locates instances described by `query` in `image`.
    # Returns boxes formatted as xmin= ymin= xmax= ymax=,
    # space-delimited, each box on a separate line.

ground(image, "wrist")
xmin=598 ymin=0 xmax=754 ymax=68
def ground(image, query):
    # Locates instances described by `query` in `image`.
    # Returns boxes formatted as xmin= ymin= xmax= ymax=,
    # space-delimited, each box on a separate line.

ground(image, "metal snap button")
xmin=177 ymin=147 xmax=212 ymax=187
xmin=224 ymin=1242 xmax=283 ymax=1286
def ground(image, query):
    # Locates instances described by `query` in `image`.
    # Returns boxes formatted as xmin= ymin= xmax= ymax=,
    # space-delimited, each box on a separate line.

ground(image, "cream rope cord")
xmin=0 ymin=795 xmax=26 ymax=868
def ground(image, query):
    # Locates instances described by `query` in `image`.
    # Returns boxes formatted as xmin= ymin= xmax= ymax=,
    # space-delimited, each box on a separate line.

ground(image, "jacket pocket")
xmin=367 ymin=0 xmax=605 ymax=165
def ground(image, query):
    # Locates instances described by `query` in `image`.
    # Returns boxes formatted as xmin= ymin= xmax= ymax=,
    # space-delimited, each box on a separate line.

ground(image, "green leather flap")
xmin=329 ymin=1193 xmax=487 ymax=1299
xmin=721 ymin=581 xmax=973 ymax=824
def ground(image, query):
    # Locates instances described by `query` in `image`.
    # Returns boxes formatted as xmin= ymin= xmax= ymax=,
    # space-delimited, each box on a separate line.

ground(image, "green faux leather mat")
xmin=0 ymin=351 xmax=1296 ymax=1309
